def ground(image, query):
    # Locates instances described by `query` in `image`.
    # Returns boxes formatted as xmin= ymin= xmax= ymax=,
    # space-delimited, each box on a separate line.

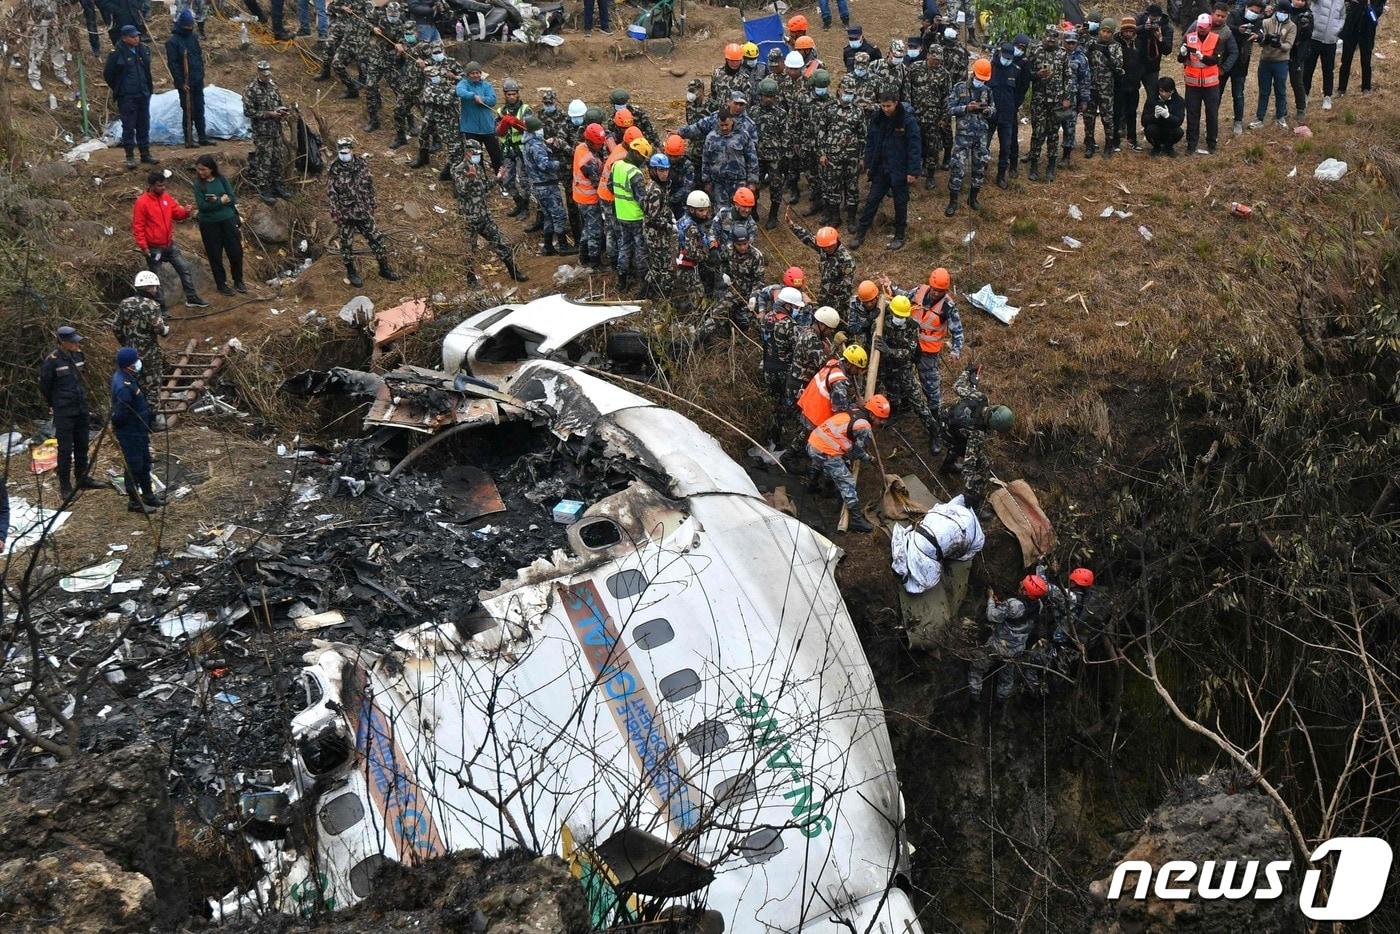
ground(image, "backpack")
xmin=295 ymin=116 xmax=324 ymax=177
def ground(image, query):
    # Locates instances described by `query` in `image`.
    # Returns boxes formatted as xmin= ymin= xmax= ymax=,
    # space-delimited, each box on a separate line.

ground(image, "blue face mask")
xmin=849 ymin=39 xmax=861 ymax=48
xmin=841 ymin=92 xmax=855 ymax=102
xmin=614 ymin=102 xmax=626 ymax=111
xmin=403 ymin=34 xmax=416 ymax=44
xmin=1088 ymin=20 xmax=1100 ymax=30
xmin=855 ymin=66 xmax=868 ymax=77
xmin=1276 ymin=10 xmax=1291 ymax=20
xmin=1014 ymin=46 xmax=1025 ymax=57
xmin=906 ymin=50 xmax=919 ymax=60
xmin=1245 ymin=9 xmax=1260 ymax=19
xmin=544 ymin=103 xmax=557 ymax=112
xmin=570 ymin=115 xmax=583 ymax=126
xmin=999 ymin=55 xmax=1013 ymax=66
xmin=973 ymin=78 xmax=985 ymax=88
xmin=814 ymin=87 xmax=828 ymax=97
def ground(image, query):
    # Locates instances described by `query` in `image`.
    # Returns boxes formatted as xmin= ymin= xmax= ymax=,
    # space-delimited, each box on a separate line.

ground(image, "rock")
xmin=339 ymin=295 xmax=375 ymax=324
xmin=155 ymin=248 xmax=217 ymax=301
xmin=1086 ymin=772 xmax=1301 ymax=933
xmin=57 ymin=220 xmax=112 ymax=244
xmin=28 ymin=160 xmax=78 ymax=185
xmin=401 ymin=201 xmax=424 ymax=221
xmin=247 ymin=201 xmax=292 ymax=242
xmin=0 ymin=845 xmax=156 ymax=933
xmin=0 ymin=744 xmax=186 ymax=926
xmin=13 ymin=197 xmax=75 ymax=224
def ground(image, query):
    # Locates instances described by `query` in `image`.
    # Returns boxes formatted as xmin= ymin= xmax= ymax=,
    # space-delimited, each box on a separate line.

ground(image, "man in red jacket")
xmin=132 ymin=172 xmax=208 ymax=308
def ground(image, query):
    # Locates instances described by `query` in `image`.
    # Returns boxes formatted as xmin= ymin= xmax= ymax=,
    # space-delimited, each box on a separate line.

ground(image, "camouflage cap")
xmin=540 ymin=87 xmax=556 ymax=100
xmin=687 ymin=77 xmax=704 ymax=92
xmin=839 ymin=74 xmax=858 ymax=91
xmin=256 ymin=59 xmax=272 ymax=70
xmin=463 ymin=138 xmax=484 ymax=151
xmin=335 ymin=136 xmax=355 ymax=149
xmin=855 ymin=51 xmax=870 ymax=64
xmin=730 ymin=225 xmax=752 ymax=242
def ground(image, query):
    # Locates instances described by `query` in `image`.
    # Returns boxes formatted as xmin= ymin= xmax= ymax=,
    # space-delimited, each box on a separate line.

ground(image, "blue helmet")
xmin=649 ymin=153 xmax=671 ymax=169
xmin=116 ymin=346 xmax=140 ymax=368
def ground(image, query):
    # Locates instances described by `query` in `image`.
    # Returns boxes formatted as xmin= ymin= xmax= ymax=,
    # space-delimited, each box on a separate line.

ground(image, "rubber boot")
xmin=924 ymin=174 xmax=937 ymax=190
xmin=260 ymin=186 xmax=278 ymax=205
xmin=554 ymin=232 xmax=577 ymax=255
xmin=504 ymin=256 xmax=529 ymax=281
xmin=365 ymin=104 xmax=380 ymax=133
xmin=847 ymin=512 xmax=873 ymax=533
xmin=377 ymin=257 xmax=400 ymax=281
xmin=967 ymin=187 xmax=981 ymax=211
xmin=944 ymin=189 xmax=959 ymax=217
xmin=846 ymin=204 xmax=858 ymax=229
xmin=995 ymin=167 xmax=1008 ymax=189
xmin=315 ymin=57 xmax=332 ymax=81
xmin=272 ymin=180 xmax=293 ymax=200
xmin=345 ymin=260 xmax=363 ymax=287
xmin=542 ymin=233 xmax=557 ymax=256
xmin=1061 ymin=145 xmax=1071 ymax=164
xmin=524 ymin=210 xmax=545 ymax=233
xmin=765 ymin=200 xmax=779 ymax=229
xmin=128 ymin=497 xmax=157 ymax=514
xmin=409 ymin=146 xmax=430 ymax=169
xmin=1028 ymin=158 xmax=1040 ymax=181
xmin=438 ymin=162 xmax=453 ymax=182
xmin=389 ymin=129 xmax=408 ymax=149
xmin=848 ymin=227 xmax=866 ymax=249
xmin=1046 ymin=155 xmax=1057 ymax=181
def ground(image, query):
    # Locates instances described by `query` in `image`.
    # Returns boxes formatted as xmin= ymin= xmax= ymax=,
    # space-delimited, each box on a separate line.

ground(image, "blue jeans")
xmin=416 ymin=24 xmax=440 ymax=42
xmin=1256 ymin=60 xmax=1289 ymax=120
xmin=817 ymin=0 xmax=850 ymax=24
xmin=583 ymin=0 xmax=610 ymax=30
xmin=297 ymin=0 xmax=327 ymax=38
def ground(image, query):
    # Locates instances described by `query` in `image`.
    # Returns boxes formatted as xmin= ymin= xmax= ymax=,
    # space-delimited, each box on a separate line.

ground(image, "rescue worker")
xmin=608 ymin=137 xmax=651 ymax=291
xmin=875 ymin=295 xmax=941 ymax=451
xmin=539 ymin=89 xmax=579 ymax=241
xmin=26 ymin=0 xmax=71 ymax=92
xmin=673 ymin=191 xmax=712 ymax=317
xmin=523 ymin=115 xmax=574 ymax=256
xmin=940 ymin=364 xmax=1013 ymax=511
xmin=1027 ymin=26 xmax=1071 ymax=182
xmin=989 ymin=42 xmax=1029 ymax=188
xmin=902 ymin=267 xmax=964 ymax=427
xmin=327 ymin=138 xmax=400 ymax=287
xmin=848 ymin=52 xmax=878 ymax=117
xmin=709 ymin=186 xmax=759 ymax=256
xmin=572 ymin=122 xmax=607 ymax=268
xmin=843 ymin=24 xmax=882 ymax=71
xmin=1063 ymin=30 xmax=1091 ymax=164
xmin=663 ymin=134 xmax=696 ymax=220
xmin=165 ymin=9 xmax=210 ymax=147
xmin=851 ymin=90 xmax=922 ymax=251
xmin=110 ymin=347 xmax=163 ymax=515
xmin=945 ymin=59 xmax=996 ymax=216
xmin=113 ymin=270 xmax=169 ymax=394
xmin=40 ymin=327 xmax=106 ymax=499
xmin=938 ymin=21 xmax=972 ymax=168
xmin=712 ymin=43 xmax=748 ymax=108
xmin=409 ymin=41 xmax=460 ymax=177
xmin=786 ymin=214 xmax=856 ymax=311
xmin=1181 ymin=12 xmax=1229 ymax=152
xmin=361 ymin=1 xmax=402 ymax=131
xmin=818 ymin=75 xmax=866 ymax=229
xmin=609 ymin=88 xmax=658 ymax=147
xmin=873 ymin=37 xmax=910 ymax=106
xmin=1084 ymin=20 xmax=1125 ymax=157
xmin=390 ymin=24 xmax=426 ymax=149
xmin=750 ymin=79 xmax=788 ymax=229
xmin=969 ymin=584 xmax=1040 ymax=702
xmin=848 ymin=279 xmax=881 ymax=347
xmin=742 ymin=42 xmax=765 ymax=89
xmin=451 ymin=139 xmax=527 ymax=283
xmin=718 ymin=226 xmax=766 ymax=333
xmin=757 ymin=285 xmax=804 ymax=445
xmin=806 ymin=395 xmax=891 ymax=534
xmin=640 ymin=153 xmax=677 ymax=297
xmin=779 ymin=51 xmax=811 ymax=205
xmin=330 ymin=0 xmax=372 ymax=99
xmin=598 ymin=125 xmax=641 ymax=268
xmin=798 ymin=344 xmax=867 ymax=434
xmin=700 ymin=111 xmax=759 ymax=216
xmin=787 ymin=305 xmax=842 ymax=442
xmin=497 ymin=78 xmax=533 ymax=217
xmin=685 ymin=78 xmax=708 ymax=128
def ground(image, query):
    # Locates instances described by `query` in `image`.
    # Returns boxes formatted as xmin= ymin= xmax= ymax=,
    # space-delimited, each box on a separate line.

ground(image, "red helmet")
xmin=928 ymin=267 xmax=951 ymax=290
xmin=733 ymin=186 xmax=756 ymax=208
xmin=613 ymin=108 xmax=635 ymax=128
xmin=664 ymin=134 xmax=686 ymax=157
xmin=1069 ymin=568 xmax=1095 ymax=588
xmin=783 ymin=266 xmax=806 ymax=288
xmin=1020 ymin=574 xmax=1049 ymax=599
xmin=584 ymin=123 xmax=606 ymax=146
xmin=865 ymin=394 xmax=890 ymax=419
xmin=787 ymin=14 xmax=808 ymax=33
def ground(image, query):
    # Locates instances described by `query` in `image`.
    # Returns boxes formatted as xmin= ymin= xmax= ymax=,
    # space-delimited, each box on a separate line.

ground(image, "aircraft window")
xmin=715 ymin=773 xmax=756 ymax=806
xmin=319 ymin=793 xmax=365 ymax=835
xmin=632 ymin=618 xmax=674 ymax=650
xmin=606 ymin=569 xmax=648 ymax=598
xmin=580 ymin=519 xmax=623 ymax=549
xmin=659 ymin=669 xmax=701 ymax=703
xmin=685 ymin=718 xmax=729 ymax=756
xmin=740 ymin=828 xmax=784 ymax=865
xmin=349 ymin=854 xmax=393 ymax=897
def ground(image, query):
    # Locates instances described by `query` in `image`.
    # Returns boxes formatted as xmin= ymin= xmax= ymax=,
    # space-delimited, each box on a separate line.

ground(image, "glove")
xmin=1155 ymin=105 xmax=1169 ymax=118
xmin=721 ymin=273 xmax=732 ymax=287
xmin=747 ymin=296 xmax=757 ymax=312
xmin=1201 ymin=54 xmax=1218 ymax=65
xmin=873 ymin=336 xmax=889 ymax=355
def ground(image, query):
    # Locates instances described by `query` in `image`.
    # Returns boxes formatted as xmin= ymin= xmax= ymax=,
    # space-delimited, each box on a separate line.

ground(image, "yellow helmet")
xmin=890 ymin=295 xmax=912 ymax=317
xmin=843 ymin=344 xmax=869 ymax=368
xmin=742 ymin=41 xmax=760 ymax=60
xmin=628 ymin=138 xmax=654 ymax=158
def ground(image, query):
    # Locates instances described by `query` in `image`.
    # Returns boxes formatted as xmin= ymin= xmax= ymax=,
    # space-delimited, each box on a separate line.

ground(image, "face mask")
xmin=849 ymin=39 xmax=861 ymax=48
xmin=998 ymin=55 xmax=1012 ymax=66
xmin=614 ymin=102 xmax=626 ymax=111
xmin=544 ymin=103 xmax=556 ymax=112
xmin=814 ymin=87 xmax=828 ymax=97
xmin=431 ymin=76 xmax=441 ymax=84
xmin=1245 ymin=9 xmax=1260 ymax=20
xmin=841 ymin=92 xmax=854 ymax=102
xmin=686 ymin=92 xmax=696 ymax=102
xmin=944 ymin=27 xmax=957 ymax=39
xmin=387 ymin=15 xmax=399 ymax=23
xmin=403 ymin=34 xmax=416 ymax=43
xmin=570 ymin=115 xmax=583 ymax=126
xmin=1088 ymin=20 xmax=1100 ymax=30
xmin=134 ymin=360 xmax=143 ymax=373
xmin=906 ymin=50 xmax=919 ymax=59
xmin=337 ymin=151 xmax=351 ymax=161
xmin=973 ymin=78 xmax=985 ymax=88
xmin=470 ymin=154 xmax=481 ymax=164
xmin=855 ymin=66 xmax=868 ymax=77
xmin=431 ymin=52 xmax=445 ymax=62
xmin=1014 ymin=46 xmax=1025 ymax=57
xmin=1276 ymin=10 xmax=1290 ymax=20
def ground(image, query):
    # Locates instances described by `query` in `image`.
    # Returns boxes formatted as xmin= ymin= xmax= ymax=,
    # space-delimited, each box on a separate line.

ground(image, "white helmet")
xmin=134 ymin=270 xmax=161 ymax=288
xmin=778 ymin=286 xmax=804 ymax=307
xmin=814 ymin=305 xmax=840 ymax=328
xmin=685 ymin=190 xmax=711 ymax=210
xmin=784 ymin=50 xmax=804 ymax=69
xmin=567 ymin=98 xmax=587 ymax=118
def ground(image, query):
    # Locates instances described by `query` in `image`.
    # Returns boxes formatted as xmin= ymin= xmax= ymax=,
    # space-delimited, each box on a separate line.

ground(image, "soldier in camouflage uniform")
xmin=684 ymin=78 xmax=707 ymax=164
xmin=1062 ymin=31 xmax=1091 ymax=164
xmin=673 ymin=191 xmax=712 ymax=318
xmin=797 ymin=70 xmax=834 ymax=217
xmin=876 ymin=296 xmax=941 ymax=449
xmin=848 ymin=52 xmax=879 ymax=117
xmin=787 ymin=217 xmax=856 ymax=311
xmin=755 ymin=285 xmax=801 ymax=444
xmin=539 ymin=89 xmax=579 ymax=242
xmin=819 ymin=76 xmax=866 ymax=229
xmin=709 ymin=186 xmax=758 ymax=256
xmin=945 ymin=60 xmax=996 ymax=216
xmin=244 ymin=61 xmax=291 ymax=203
xmin=113 ymin=271 xmax=169 ymax=395
xmin=641 ymin=154 xmax=677 ymax=297
xmin=327 ymin=138 xmax=400 ymax=287
xmin=721 ymin=228 xmax=765 ymax=331
xmin=872 ymin=37 xmax=909 ymax=105
xmin=905 ymin=39 xmax=944 ymax=185
xmin=939 ymin=29 xmax=972 ymax=170
xmin=330 ymin=0 xmax=372 ymax=98
xmin=451 ymin=139 xmax=527 ymax=283
xmin=25 ymin=0 xmax=70 ymax=92
xmin=711 ymin=49 xmax=749 ymax=114
xmin=699 ymin=113 xmax=758 ymax=216
xmin=750 ymin=79 xmax=787 ymax=229
xmin=777 ymin=54 xmax=810 ymax=204
xmin=523 ymin=115 xmax=574 ymax=256
xmin=389 ymin=21 xmax=426 ymax=148
xmin=609 ymin=88 xmax=658 ymax=148
xmin=1083 ymin=22 xmax=1124 ymax=158
xmin=409 ymin=41 xmax=461 ymax=179
xmin=1026 ymin=26 xmax=1071 ymax=182
xmin=360 ymin=1 xmax=404 ymax=132
xmin=941 ymin=364 xmax=1011 ymax=511
xmin=968 ymin=591 xmax=1039 ymax=702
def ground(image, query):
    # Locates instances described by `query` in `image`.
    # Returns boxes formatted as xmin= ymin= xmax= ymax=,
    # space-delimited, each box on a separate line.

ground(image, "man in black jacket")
xmin=166 ymin=10 xmax=212 ymax=147
xmin=842 ymin=25 xmax=882 ymax=72
xmin=98 ymin=0 xmax=149 ymax=45
xmin=1135 ymin=3 xmax=1174 ymax=99
xmin=1115 ymin=18 xmax=1145 ymax=149
xmin=103 ymin=25 xmax=155 ymax=170
xmin=1142 ymin=75 xmax=1186 ymax=155
xmin=850 ymin=91 xmax=922 ymax=252
xmin=1289 ymin=0 xmax=1317 ymax=119
xmin=1225 ymin=0 xmax=1266 ymax=135
xmin=39 ymin=327 xmax=107 ymax=499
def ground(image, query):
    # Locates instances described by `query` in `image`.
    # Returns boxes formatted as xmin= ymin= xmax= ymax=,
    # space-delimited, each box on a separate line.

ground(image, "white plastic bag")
xmin=1313 ymin=158 xmax=1349 ymax=181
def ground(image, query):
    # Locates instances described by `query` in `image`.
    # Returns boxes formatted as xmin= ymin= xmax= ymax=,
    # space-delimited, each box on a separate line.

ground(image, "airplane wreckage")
xmin=218 ymin=296 xmax=925 ymax=932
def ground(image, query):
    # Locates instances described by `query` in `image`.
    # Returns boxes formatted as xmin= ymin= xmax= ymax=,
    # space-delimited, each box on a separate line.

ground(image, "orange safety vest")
xmin=808 ymin=411 xmax=870 ymax=457
xmin=802 ymin=57 xmax=823 ymax=79
xmin=1183 ymin=30 xmax=1221 ymax=88
xmin=798 ymin=358 xmax=849 ymax=426
xmin=572 ymin=143 xmax=599 ymax=205
xmin=598 ymin=144 xmax=625 ymax=203
xmin=911 ymin=285 xmax=949 ymax=354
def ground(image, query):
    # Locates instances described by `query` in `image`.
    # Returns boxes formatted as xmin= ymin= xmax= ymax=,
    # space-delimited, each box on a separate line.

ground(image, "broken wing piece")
xmin=442 ymin=294 xmax=638 ymax=376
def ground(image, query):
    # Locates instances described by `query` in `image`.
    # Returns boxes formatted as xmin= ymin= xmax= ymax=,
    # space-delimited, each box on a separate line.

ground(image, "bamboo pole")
xmin=836 ymin=292 xmax=887 ymax=532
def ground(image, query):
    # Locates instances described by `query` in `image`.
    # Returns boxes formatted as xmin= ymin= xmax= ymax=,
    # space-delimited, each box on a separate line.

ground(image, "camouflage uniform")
xmin=755 ymin=288 xmax=796 ymax=441
xmin=1026 ymin=37 xmax=1071 ymax=170
xmin=641 ymin=179 xmax=677 ymax=296
xmin=798 ymin=91 xmax=833 ymax=209
xmin=523 ymin=130 xmax=567 ymax=239
xmin=942 ymin=366 xmax=990 ymax=507
xmin=847 ymin=295 xmax=879 ymax=346
xmin=709 ymin=205 xmax=758 ymax=254
xmin=361 ymin=1 xmax=403 ymax=130
xmin=938 ymin=40 xmax=971 ymax=165
xmin=685 ymin=78 xmax=708 ymax=162
xmin=787 ymin=323 xmax=833 ymax=435
xmin=451 ymin=146 xmax=517 ymax=271
xmin=327 ymin=153 xmax=389 ymax=264
xmin=498 ymin=94 xmax=534 ymax=205
xmin=418 ymin=48 xmax=461 ymax=161
xmin=871 ymin=41 xmax=907 ymax=103
xmin=25 ymin=0 xmax=70 ymax=89
xmin=1084 ymin=36 xmax=1123 ymax=156
xmin=113 ymin=295 xmax=167 ymax=395
xmin=710 ymin=63 xmax=748 ymax=112
xmin=331 ymin=0 xmax=372 ymax=96
xmin=806 ymin=412 xmax=874 ymax=511
xmin=391 ymin=31 xmax=427 ymax=143
xmin=715 ymin=242 xmax=765 ymax=333
xmin=778 ymin=73 xmax=811 ymax=199
xmin=818 ymin=77 xmax=865 ymax=221
xmin=540 ymin=94 xmax=577 ymax=236
xmin=848 ymin=53 xmax=878 ymax=117
xmin=877 ymin=314 xmax=940 ymax=440
xmin=969 ymin=595 xmax=1040 ymax=702
xmin=899 ymin=289 xmax=965 ymax=414
xmin=789 ymin=221 xmax=855 ymax=311
xmin=749 ymin=94 xmax=788 ymax=216
xmin=700 ymin=127 xmax=758 ymax=212
xmin=946 ymin=79 xmax=996 ymax=193
xmin=243 ymin=71 xmax=288 ymax=194
xmin=905 ymin=54 xmax=945 ymax=178
xmin=616 ymin=102 xmax=660 ymax=148
xmin=1064 ymin=41 xmax=1091 ymax=154
xmin=575 ymin=143 xmax=606 ymax=262
xmin=666 ymin=156 xmax=696 ymax=219
xmin=673 ymin=213 xmax=710 ymax=317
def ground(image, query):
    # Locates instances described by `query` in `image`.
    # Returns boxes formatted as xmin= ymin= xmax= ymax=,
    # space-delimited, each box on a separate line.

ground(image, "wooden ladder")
xmin=157 ymin=339 xmax=228 ymax=428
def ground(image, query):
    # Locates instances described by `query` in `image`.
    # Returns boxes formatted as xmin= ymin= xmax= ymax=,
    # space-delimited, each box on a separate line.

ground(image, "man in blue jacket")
xmin=111 ymin=347 xmax=162 ymax=515
xmin=165 ymin=10 xmax=211 ymax=148
xmin=456 ymin=61 xmax=502 ymax=170
xmin=104 ymin=25 xmax=156 ymax=171
xmin=850 ymin=89 xmax=921 ymax=253
xmin=989 ymin=42 xmax=1028 ymax=188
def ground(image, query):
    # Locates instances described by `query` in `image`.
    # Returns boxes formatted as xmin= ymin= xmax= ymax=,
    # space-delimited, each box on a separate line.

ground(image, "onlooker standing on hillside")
xmin=1288 ymin=0 xmax=1316 ymax=119
xmin=165 ymin=9 xmax=211 ymax=148
xmin=25 ymin=0 xmax=72 ymax=92
xmin=455 ymin=61 xmax=502 ymax=170
xmin=39 ymin=327 xmax=106 ymax=500
xmin=1339 ymin=0 xmax=1386 ymax=94
xmin=1224 ymin=0 xmax=1265 ymax=136
xmin=1305 ymin=0 xmax=1346 ymax=110
xmin=1115 ymin=19 xmax=1145 ymax=150
xmin=1177 ymin=13 xmax=1229 ymax=154
xmin=1251 ymin=3 xmax=1298 ymax=128
xmin=103 ymin=25 xmax=155 ymax=171
xmin=192 ymin=155 xmax=246 ymax=295
xmin=1136 ymin=3 xmax=1174 ymax=99
xmin=582 ymin=0 xmax=611 ymax=35
xmin=132 ymin=172 xmax=208 ymax=308
xmin=99 ymin=0 xmax=150 ymax=45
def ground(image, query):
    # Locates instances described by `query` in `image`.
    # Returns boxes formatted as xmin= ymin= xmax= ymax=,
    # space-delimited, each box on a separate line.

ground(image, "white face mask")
xmin=973 ymin=78 xmax=985 ymax=88
xmin=1013 ymin=46 xmax=1025 ymax=57
xmin=431 ymin=52 xmax=445 ymax=62
xmin=570 ymin=115 xmax=583 ymax=125
xmin=849 ymin=39 xmax=861 ymax=48
xmin=999 ymin=56 xmax=1013 ymax=66
xmin=686 ymin=92 xmax=696 ymax=102
xmin=338 ymin=151 xmax=352 ymax=161
xmin=1276 ymin=10 xmax=1291 ymax=20
xmin=841 ymin=92 xmax=855 ymax=102
xmin=906 ymin=50 xmax=918 ymax=59
xmin=1245 ymin=9 xmax=1260 ymax=19
xmin=944 ymin=27 xmax=957 ymax=39
xmin=1088 ymin=20 xmax=1100 ymax=30
xmin=855 ymin=66 xmax=868 ymax=77
xmin=134 ymin=359 xmax=143 ymax=373
xmin=469 ymin=154 xmax=481 ymax=164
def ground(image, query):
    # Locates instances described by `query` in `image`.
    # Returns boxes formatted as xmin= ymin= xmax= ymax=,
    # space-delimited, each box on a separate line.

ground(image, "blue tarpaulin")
xmin=104 ymin=86 xmax=251 ymax=146
xmin=743 ymin=12 xmax=788 ymax=64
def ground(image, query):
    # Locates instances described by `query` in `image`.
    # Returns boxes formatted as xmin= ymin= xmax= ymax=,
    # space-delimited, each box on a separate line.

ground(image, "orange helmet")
xmin=733 ymin=186 xmax=756 ymax=208
xmin=613 ymin=108 xmax=635 ymax=128
xmin=664 ymin=134 xmax=686 ymax=157
xmin=856 ymin=280 xmax=878 ymax=302
xmin=928 ymin=267 xmax=951 ymax=290
xmin=783 ymin=266 xmax=806 ymax=288
xmin=1020 ymin=575 xmax=1050 ymax=599
xmin=973 ymin=59 xmax=993 ymax=81
xmin=787 ymin=14 xmax=808 ymax=32
xmin=794 ymin=35 xmax=816 ymax=51
xmin=1069 ymin=568 xmax=1095 ymax=588
xmin=815 ymin=226 xmax=839 ymax=248
xmin=865 ymin=394 xmax=890 ymax=419
xmin=622 ymin=126 xmax=644 ymax=144
xmin=724 ymin=42 xmax=744 ymax=62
